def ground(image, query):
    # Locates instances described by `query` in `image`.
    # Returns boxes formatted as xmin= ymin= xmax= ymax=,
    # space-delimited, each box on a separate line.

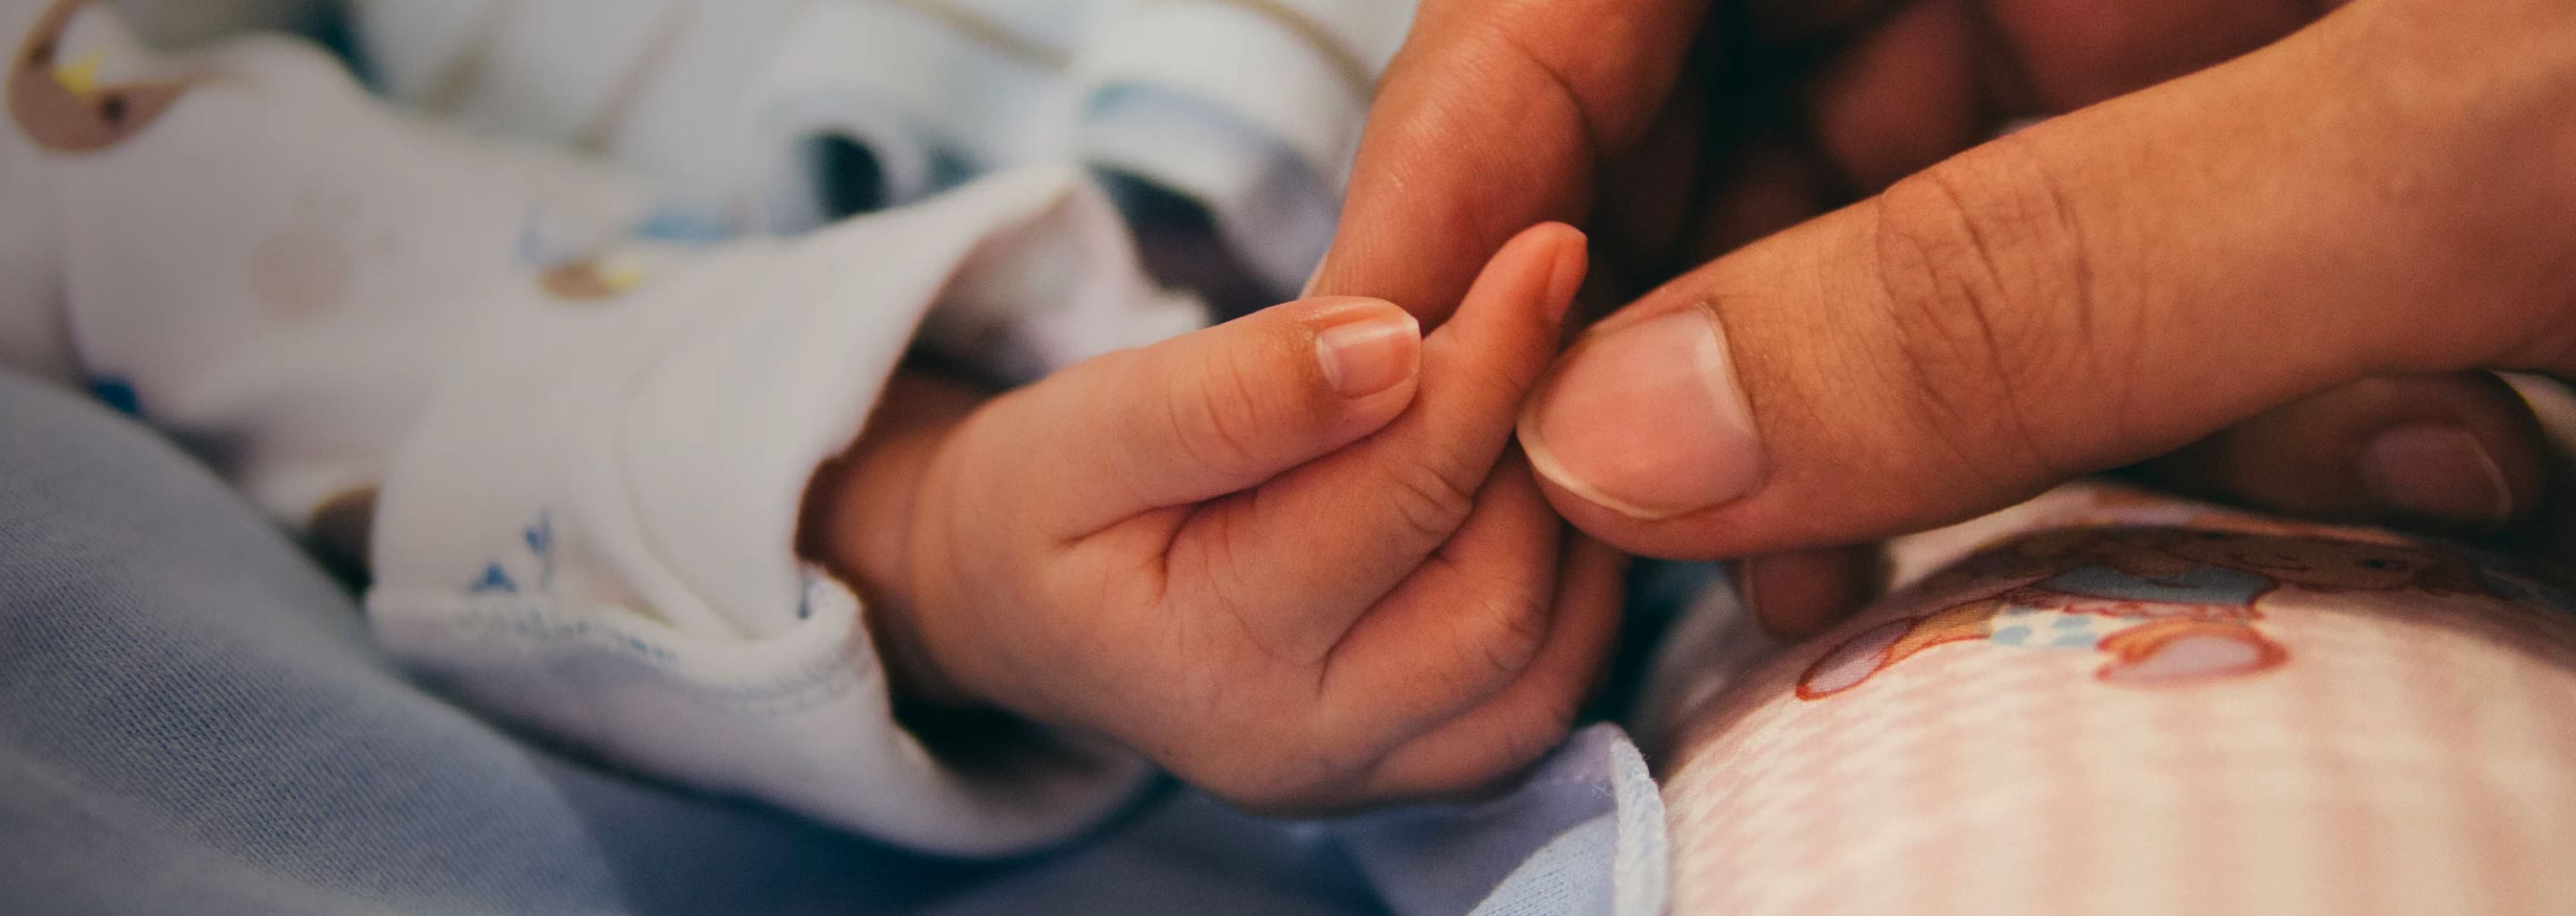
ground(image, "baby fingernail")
xmin=1520 ymin=305 xmax=1766 ymax=520
xmin=1316 ymin=310 xmax=1420 ymax=399
xmin=2360 ymin=424 xmax=2515 ymax=528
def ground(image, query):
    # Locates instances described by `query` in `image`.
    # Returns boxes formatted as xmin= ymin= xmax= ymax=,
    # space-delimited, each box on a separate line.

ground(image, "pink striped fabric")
xmin=1657 ymin=485 xmax=2576 ymax=915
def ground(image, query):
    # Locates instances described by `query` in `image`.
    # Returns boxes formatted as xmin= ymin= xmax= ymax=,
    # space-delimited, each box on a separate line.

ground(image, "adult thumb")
xmin=1515 ymin=0 xmax=2576 ymax=558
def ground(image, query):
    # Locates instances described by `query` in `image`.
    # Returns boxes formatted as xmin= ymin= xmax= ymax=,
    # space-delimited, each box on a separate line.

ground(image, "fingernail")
xmin=1316 ymin=310 xmax=1421 ymax=398
xmin=1541 ymin=226 xmax=1589 ymax=326
xmin=2360 ymin=425 xmax=2515 ymax=528
xmin=1520 ymin=305 xmax=1765 ymax=520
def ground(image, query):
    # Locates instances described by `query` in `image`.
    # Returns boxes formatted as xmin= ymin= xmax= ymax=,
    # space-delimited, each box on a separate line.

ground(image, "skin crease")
xmin=1313 ymin=0 xmax=2576 ymax=634
xmin=801 ymin=225 xmax=1631 ymax=812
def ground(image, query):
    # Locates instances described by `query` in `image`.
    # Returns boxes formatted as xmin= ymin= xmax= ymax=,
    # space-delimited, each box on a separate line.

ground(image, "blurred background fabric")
xmin=7 ymin=4 xmax=1676 ymax=913
xmin=0 ymin=368 xmax=1670 ymax=916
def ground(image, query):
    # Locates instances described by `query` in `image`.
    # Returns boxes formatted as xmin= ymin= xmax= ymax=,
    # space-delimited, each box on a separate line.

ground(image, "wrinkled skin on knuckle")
xmin=1867 ymin=140 xmax=2107 ymax=488
xmin=1385 ymin=456 xmax=1482 ymax=544
xmin=1164 ymin=526 xmax=1312 ymax=670
xmin=1168 ymin=346 xmax=1278 ymax=477
xmin=1461 ymin=579 xmax=1552 ymax=683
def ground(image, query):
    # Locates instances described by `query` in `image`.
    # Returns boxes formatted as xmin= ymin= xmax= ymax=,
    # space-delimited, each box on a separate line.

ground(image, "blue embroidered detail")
xmin=524 ymin=510 xmax=555 ymax=590
xmin=87 ymin=377 xmax=142 ymax=417
xmin=470 ymin=563 xmax=518 ymax=594
xmin=470 ymin=509 xmax=555 ymax=595
xmin=514 ymin=217 xmax=550 ymax=265
xmin=1991 ymin=624 xmax=2034 ymax=646
xmin=630 ymin=208 xmax=735 ymax=245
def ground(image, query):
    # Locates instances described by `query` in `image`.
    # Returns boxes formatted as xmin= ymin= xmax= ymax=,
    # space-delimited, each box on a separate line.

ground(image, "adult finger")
xmin=1801 ymin=0 xmax=2548 ymax=547
xmin=1517 ymin=0 xmax=2576 ymax=558
xmin=1737 ymin=546 xmax=1884 ymax=639
xmin=1801 ymin=0 xmax=1996 ymax=194
xmin=1981 ymin=0 xmax=2323 ymax=113
xmin=2140 ymin=371 xmax=2549 ymax=533
xmin=1804 ymin=0 xmax=2323 ymax=196
xmin=1309 ymin=0 xmax=1711 ymax=320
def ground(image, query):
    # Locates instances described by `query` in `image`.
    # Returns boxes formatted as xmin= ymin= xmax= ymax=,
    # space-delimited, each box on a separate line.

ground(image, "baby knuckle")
xmin=1463 ymin=585 xmax=1551 ymax=679
xmin=1171 ymin=351 xmax=1275 ymax=472
xmin=1373 ymin=590 xmax=1548 ymax=712
xmin=1385 ymin=460 xmax=1480 ymax=544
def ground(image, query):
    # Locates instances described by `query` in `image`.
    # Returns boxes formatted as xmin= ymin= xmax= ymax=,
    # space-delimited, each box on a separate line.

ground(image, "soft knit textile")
xmin=0 ymin=0 xmax=1201 ymax=852
xmin=350 ymin=0 xmax=1417 ymax=296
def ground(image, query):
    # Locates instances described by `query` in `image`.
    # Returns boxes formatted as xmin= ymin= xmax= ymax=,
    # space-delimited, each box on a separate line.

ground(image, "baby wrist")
xmin=797 ymin=372 xmax=990 ymax=711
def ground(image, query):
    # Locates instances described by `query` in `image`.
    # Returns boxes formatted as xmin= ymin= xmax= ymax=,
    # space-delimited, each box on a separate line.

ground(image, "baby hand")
xmin=805 ymin=225 xmax=1623 ymax=810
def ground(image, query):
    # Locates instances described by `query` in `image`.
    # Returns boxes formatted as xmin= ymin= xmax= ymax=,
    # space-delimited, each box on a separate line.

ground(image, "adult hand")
xmin=1315 ymin=0 xmax=2576 ymax=634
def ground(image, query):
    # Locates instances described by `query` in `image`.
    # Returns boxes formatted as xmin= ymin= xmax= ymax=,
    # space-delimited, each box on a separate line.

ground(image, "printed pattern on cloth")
xmin=1654 ymin=485 xmax=2576 ymax=915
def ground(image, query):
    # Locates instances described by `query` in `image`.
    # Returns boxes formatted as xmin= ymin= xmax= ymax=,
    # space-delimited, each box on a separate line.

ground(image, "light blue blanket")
xmin=0 ymin=372 xmax=1665 ymax=915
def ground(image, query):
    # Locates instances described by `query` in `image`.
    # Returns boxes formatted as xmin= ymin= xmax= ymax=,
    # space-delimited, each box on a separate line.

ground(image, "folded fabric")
xmin=370 ymin=169 xmax=1192 ymax=853
xmin=1335 ymin=724 xmax=1670 ymax=916
xmin=0 ymin=0 xmax=1199 ymax=853
xmin=349 ymin=0 xmax=1419 ymax=299
xmin=104 ymin=0 xmax=318 ymax=46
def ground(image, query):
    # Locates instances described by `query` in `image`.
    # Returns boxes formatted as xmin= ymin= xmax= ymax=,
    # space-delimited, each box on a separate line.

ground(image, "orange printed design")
xmin=9 ymin=0 xmax=194 ymax=153
xmin=537 ymin=255 xmax=649 ymax=302
xmin=1797 ymin=527 xmax=2496 ymax=700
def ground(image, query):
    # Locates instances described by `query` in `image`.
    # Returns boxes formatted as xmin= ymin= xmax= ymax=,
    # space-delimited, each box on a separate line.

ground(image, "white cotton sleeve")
xmin=347 ymin=0 xmax=1423 ymax=297
xmin=1 ymin=0 xmax=1193 ymax=854
xmin=104 ymin=0 xmax=318 ymax=46
xmin=367 ymin=166 xmax=1191 ymax=854
xmin=1072 ymin=0 xmax=1418 ymax=293
xmin=0 ymin=0 xmax=650 ymax=527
